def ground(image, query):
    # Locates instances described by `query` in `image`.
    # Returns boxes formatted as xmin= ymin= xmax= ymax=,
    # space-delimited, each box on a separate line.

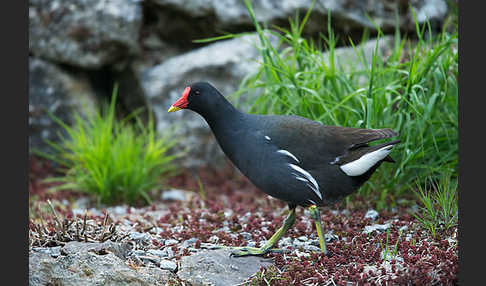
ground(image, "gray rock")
xmin=32 ymin=246 xmax=61 ymax=258
xmin=129 ymin=231 xmax=152 ymax=243
xmin=61 ymin=241 xmax=133 ymax=260
xmin=149 ymin=0 xmax=447 ymax=45
xmin=239 ymin=232 xmax=252 ymax=241
xmin=182 ymin=237 xmax=199 ymax=249
xmin=304 ymin=244 xmax=322 ymax=252
xmin=363 ymin=223 xmax=391 ymax=234
xmin=327 ymin=36 xmax=393 ymax=76
xmin=279 ymin=237 xmax=293 ymax=247
xmin=147 ymin=249 xmax=169 ymax=258
xmin=29 ymin=0 xmax=142 ymax=68
xmin=364 ymin=209 xmax=380 ymax=221
xmin=297 ymin=236 xmax=308 ymax=242
xmin=139 ymin=33 xmax=274 ymax=167
xmin=399 ymin=225 xmax=408 ymax=233
xmin=178 ymin=249 xmax=274 ymax=286
xmin=159 ymin=259 xmax=178 ymax=272
xmin=161 ymin=189 xmax=189 ymax=202
xmin=29 ymin=242 xmax=176 ymax=286
xmin=164 ymin=239 xmax=179 ymax=246
xmin=29 ymin=57 xmax=98 ymax=154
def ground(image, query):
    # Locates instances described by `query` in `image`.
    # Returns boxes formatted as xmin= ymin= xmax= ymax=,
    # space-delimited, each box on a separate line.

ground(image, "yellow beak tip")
xmin=168 ymin=106 xmax=181 ymax=113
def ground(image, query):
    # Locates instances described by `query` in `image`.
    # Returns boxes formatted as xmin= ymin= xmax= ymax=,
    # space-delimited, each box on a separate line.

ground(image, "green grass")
xmin=413 ymin=172 xmax=458 ymax=238
xmin=38 ymin=85 xmax=180 ymax=205
xmin=379 ymin=228 xmax=402 ymax=262
xmin=199 ymin=0 xmax=458 ymax=208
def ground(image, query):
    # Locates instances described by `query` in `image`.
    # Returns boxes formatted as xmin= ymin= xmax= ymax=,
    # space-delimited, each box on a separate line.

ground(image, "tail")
xmin=338 ymin=139 xmax=401 ymax=177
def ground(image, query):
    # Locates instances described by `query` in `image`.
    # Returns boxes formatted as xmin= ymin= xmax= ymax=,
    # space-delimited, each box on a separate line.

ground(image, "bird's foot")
xmin=229 ymin=246 xmax=283 ymax=257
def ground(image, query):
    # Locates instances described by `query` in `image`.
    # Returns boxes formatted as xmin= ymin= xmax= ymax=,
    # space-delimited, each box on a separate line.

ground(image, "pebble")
xmin=364 ymin=209 xmax=379 ymax=221
xmin=138 ymin=255 xmax=160 ymax=265
xmin=165 ymin=239 xmax=179 ymax=246
xmin=32 ymin=246 xmax=61 ymax=258
xmin=297 ymin=236 xmax=308 ymax=242
xmin=246 ymin=241 xmax=257 ymax=247
xmin=161 ymin=189 xmax=187 ymax=201
xmin=108 ymin=205 xmax=127 ymax=215
xmin=279 ymin=237 xmax=293 ymax=247
xmin=208 ymin=235 xmax=219 ymax=244
xmin=166 ymin=248 xmax=175 ymax=258
xmin=159 ymin=259 xmax=178 ymax=272
xmin=129 ymin=232 xmax=151 ymax=243
xmin=293 ymin=239 xmax=306 ymax=248
xmin=304 ymin=245 xmax=321 ymax=252
xmin=363 ymin=223 xmax=391 ymax=234
xmin=147 ymin=249 xmax=168 ymax=258
xmin=239 ymin=232 xmax=252 ymax=241
xmin=182 ymin=238 xmax=198 ymax=248
xmin=130 ymin=249 xmax=146 ymax=257
xmin=325 ymin=232 xmax=339 ymax=242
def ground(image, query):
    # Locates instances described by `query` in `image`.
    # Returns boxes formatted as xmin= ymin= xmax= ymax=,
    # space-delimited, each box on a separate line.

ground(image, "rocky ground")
xmin=29 ymin=156 xmax=458 ymax=285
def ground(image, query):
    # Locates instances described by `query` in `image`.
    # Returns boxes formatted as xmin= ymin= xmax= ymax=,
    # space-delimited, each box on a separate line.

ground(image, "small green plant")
xmin=250 ymin=265 xmax=284 ymax=286
xmin=413 ymin=173 xmax=458 ymax=238
xmin=379 ymin=228 xmax=401 ymax=262
xmin=40 ymin=85 xmax=180 ymax=205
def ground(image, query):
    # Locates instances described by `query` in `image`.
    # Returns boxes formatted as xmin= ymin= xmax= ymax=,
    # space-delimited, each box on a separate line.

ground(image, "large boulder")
xmin=29 ymin=0 xmax=142 ymax=69
xmin=177 ymin=248 xmax=274 ymax=286
xmin=29 ymin=241 xmax=177 ymax=286
xmin=145 ymin=0 xmax=447 ymax=46
xmin=29 ymin=57 xmax=98 ymax=154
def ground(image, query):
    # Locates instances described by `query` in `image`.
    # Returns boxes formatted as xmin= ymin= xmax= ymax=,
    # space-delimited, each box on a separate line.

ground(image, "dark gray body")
xmin=183 ymin=82 xmax=399 ymax=207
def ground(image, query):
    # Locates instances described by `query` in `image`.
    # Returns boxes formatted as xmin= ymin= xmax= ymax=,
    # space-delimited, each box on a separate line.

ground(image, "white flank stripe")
xmin=289 ymin=164 xmax=322 ymax=199
xmin=295 ymin=176 xmax=308 ymax=182
xmin=340 ymin=145 xmax=393 ymax=176
xmin=277 ymin=149 xmax=300 ymax=163
xmin=265 ymin=136 xmax=271 ymax=140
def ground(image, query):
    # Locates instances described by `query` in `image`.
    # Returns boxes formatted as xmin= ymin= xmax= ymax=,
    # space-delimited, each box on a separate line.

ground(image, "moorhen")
xmin=168 ymin=82 xmax=400 ymax=257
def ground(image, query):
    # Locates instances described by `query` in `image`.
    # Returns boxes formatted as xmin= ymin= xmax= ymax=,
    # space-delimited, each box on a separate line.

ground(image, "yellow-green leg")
xmin=230 ymin=206 xmax=296 ymax=257
xmin=309 ymin=205 xmax=328 ymax=255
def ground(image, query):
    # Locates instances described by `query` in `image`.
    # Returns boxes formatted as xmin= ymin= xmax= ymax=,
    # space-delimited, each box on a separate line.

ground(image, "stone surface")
xmin=29 ymin=0 xmax=142 ymax=68
xmin=363 ymin=223 xmax=391 ymax=234
xmin=29 ymin=57 xmax=98 ymax=154
xmin=177 ymin=248 xmax=274 ymax=286
xmin=161 ymin=189 xmax=191 ymax=202
xmin=29 ymin=241 xmax=177 ymax=286
xmin=148 ymin=0 xmax=447 ymax=46
xmin=365 ymin=209 xmax=380 ymax=221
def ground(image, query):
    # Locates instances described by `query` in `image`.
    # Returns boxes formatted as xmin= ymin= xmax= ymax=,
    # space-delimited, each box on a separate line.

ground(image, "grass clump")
xmin=40 ymin=85 xmax=179 ymax=205
xmin=379 ymin=228 xmax=402 ymax=262
xmin=202 ymin=0 xmax=458 ymax=207
xmin=413 ymin=173 xmax=458 ymax=238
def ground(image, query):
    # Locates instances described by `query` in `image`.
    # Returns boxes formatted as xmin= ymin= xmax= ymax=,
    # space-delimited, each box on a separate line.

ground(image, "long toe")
xmin=229 ymin=246 xmax=283 ymax=257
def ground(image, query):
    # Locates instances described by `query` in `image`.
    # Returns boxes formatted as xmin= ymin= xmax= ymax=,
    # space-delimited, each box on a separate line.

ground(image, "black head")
xmin=168 ymin=82 xmax=232 ymax=116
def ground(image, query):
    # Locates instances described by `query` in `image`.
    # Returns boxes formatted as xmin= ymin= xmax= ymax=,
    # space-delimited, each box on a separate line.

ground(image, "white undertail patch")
xmin=277 ymin=149 xmax=300 ymax=163
xmin=340 ymin=145 xmax=393 ymax=176
xmin=289 ymin=163 xmax=322 ymax=200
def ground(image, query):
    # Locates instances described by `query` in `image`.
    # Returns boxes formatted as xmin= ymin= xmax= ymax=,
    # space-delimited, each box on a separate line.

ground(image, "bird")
xmin=168 ymin=82 xmax=400 ymax=257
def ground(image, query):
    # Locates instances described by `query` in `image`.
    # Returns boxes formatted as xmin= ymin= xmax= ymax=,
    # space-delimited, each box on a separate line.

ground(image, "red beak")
xmin=168 ymin=87 xmax=190 ymax=112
